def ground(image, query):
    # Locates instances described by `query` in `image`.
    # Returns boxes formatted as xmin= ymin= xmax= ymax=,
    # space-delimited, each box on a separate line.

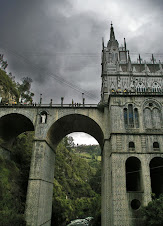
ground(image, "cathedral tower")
xmin=101 ymin=23 xmax=163 ymax=103
xmin=101 ymin=24 xmax=163 ymax=226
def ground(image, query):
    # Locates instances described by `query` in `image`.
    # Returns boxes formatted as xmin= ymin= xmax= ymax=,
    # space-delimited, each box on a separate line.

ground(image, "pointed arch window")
xmin=136 ymin=82 xmax=146 ymax=93
xmin=124 ymin=108 xmax=128 ymax=126
xmin=153 ymin=108 xmax=161 ymax=128
xmin=144 ymin=108 xmax=152 ymax=129
xmin=144 ymin=102 xmax=161 ymax=129
xmin=152 ymin=82 xmax=161 ymax=93
xmin=128 ymin=104 xmax=134 ymax=126
xmin=124 ymin=104 xmax=139 ymax=128
xmin=108 ymin=52 xmax=112 ymax=63
xmin=134 ymin=108 xmax=139 ymax=128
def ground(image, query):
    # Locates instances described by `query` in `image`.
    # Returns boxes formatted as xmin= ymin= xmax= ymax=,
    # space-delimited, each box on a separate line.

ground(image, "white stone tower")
xmin=100 ymin=23 xmax=163 ymax=225
xmin=101 ymin=23 xmax=163 ymax=103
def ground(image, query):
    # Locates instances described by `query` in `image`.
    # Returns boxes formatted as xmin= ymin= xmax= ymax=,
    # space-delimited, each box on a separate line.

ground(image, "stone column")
xmin=101 ymin=139 xmax=112 ymax=226
xmin=25 ymin=139 xmax=55 ymax=226
xmin=111 ymin=154 xmax=129 ymax=226
xmin=142 ymin=155 xmax=152 ymax=206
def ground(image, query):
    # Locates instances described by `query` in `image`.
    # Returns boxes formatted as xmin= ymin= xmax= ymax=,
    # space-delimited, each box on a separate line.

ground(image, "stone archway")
xmin=47 ymin=114 xmax=104 ymax=148
xmin=0 ymin=113 xmax=34 ymax=147
xmin=25 ymin=113 xmax=104 ymax=226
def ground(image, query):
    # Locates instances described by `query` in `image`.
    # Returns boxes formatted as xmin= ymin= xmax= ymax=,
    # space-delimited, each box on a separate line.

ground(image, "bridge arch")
xmin=46 ymin=113 xmax=104 ymax=149
xmin=0 ymin=113 xmax=34 ymax=146
xmin=25 ymin=113 xmax=104 ymax=226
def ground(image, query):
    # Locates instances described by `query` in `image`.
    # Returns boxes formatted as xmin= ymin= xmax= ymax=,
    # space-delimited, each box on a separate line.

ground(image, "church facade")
xmin=100 ymin=24 xmax=163 ymax=225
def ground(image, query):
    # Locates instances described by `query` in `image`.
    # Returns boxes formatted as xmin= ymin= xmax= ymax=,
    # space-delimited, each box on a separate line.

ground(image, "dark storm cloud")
xmin=0 ymin=0 xmax=105 ymax=103
xmin=148 ymin=0 xmax=163 ymax=10
xmin=0 ymin=0 xmax=72 ymax=80
xmin=108 ymin=0 xmax=163 ymax=63
xmin=1 ymin=0 xmax=163 ymax=104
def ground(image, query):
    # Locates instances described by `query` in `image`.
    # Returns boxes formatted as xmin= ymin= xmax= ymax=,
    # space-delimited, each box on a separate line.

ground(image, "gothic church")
xmin=100 ymin=24 xmax=163 ymax=225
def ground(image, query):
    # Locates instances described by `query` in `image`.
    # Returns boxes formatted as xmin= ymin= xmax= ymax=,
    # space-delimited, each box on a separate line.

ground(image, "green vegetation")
xmin=17 ymin=77 xmax=34 ymax=103
xmin=0 ymin=54 xmax=34 ymax=103
xmin=0 ymin=69 xmax=19 ymax=101
xmin=0 ymin=134 xmax=101 ymax=225
xmin=0 ymin=132 xmax=34 ymax=226
xmin=73 ymin=144 xmax=101 ymax=156
xmin=0 ymin=68 xmax=34 ymax=104
xmin=73 ymin=144 xmax=101 ymax=163
xmin=141 ymin=195 xmax=163 ymax=226
xmin=0 ymin=156 xmax=26 ymax=225
xmin=52 ymin=137 xmax=101 ymax=225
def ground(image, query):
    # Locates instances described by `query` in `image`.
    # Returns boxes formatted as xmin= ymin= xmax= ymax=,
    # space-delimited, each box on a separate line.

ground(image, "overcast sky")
xmin=1 ymin=0 xmax=163 ymax=144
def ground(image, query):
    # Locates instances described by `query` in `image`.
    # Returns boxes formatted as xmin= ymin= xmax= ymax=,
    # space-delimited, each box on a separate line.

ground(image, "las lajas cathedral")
xmin=100 ymin=24 xmax=163 ymax=226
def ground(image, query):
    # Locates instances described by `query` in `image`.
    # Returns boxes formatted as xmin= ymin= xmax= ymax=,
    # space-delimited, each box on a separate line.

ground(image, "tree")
xmin=62 ymin=136 xmax=75 ymax=149
xmin=17 ymin=77 xmax=34 ymax=103
xmin=51 ymin=140 xmax=101 ymax=225
xmin=12 ymin=132 xmax=34 ymax=203
xmin=0 ymin=54 xmax=8 ymax=70
xmin=0 ymin=156 xmax=26 ymax=226
xmin=0 ymin=54 xmax=34 ymax=104
xmin=0 ymin=68 xmax=19 ymax=102
xmin=142 ymin=194 xmax=163 ymax=226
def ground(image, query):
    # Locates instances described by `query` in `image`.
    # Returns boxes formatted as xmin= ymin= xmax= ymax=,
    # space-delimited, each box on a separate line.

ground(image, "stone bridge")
xmin=0 ymin=105 xmax=110 ymax=226
xmin=1 ymin=94 xmax=162 ymax=226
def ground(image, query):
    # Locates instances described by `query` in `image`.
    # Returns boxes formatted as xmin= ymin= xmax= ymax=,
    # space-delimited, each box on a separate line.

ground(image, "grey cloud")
xmin=0 ymin=0 xmax=163 ymax=104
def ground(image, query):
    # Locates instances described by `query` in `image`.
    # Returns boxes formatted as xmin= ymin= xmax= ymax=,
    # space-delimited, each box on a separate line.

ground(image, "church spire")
xmin=110 ymin=22 xmax=115 ymax=41
xmin=107 ymin=22 xmax=119 ymax=49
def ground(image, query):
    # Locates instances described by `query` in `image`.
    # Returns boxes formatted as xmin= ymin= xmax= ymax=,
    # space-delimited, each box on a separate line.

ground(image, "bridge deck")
xmin=0 ymin=104 xmax=98 ymax=108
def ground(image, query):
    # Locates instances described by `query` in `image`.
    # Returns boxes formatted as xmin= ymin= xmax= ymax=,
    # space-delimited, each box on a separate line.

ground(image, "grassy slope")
xmin=0 ymin=156 xmax=26 ymax=225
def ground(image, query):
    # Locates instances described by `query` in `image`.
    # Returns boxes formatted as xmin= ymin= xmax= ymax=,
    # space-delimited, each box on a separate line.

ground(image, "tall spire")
xmin=107 ymin=22 xmax=119 ymax=58
xmin=128 ymin=51 xmax=132 ymax=72
xmin=110 ymin=22 xmax=115 ymax=41
xmin=102 ymin=37 xmax=104 ymax=50
xmin=124 ymin=38 xmax=126 ymax=50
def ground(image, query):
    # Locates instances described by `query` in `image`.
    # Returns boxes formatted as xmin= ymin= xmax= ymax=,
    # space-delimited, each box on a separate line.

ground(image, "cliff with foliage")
xmin=0 ymin=55 xmax=34 ymax=104
xmin=0 ymin=69 xmax=19 ymax=103
xmin=0 ymin=133 xmax=101 ymax=226
xmin=0 ymin=132 xmax=33 ymax=226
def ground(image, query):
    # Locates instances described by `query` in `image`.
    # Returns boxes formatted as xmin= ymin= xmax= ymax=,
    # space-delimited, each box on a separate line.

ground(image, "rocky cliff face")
xmin=0 ymin=70 xmax=18 ymax=104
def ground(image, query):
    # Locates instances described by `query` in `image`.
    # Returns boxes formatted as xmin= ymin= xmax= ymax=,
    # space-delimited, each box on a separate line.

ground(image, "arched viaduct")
xmin=0 ymin=105 xmax=111 ymax=226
